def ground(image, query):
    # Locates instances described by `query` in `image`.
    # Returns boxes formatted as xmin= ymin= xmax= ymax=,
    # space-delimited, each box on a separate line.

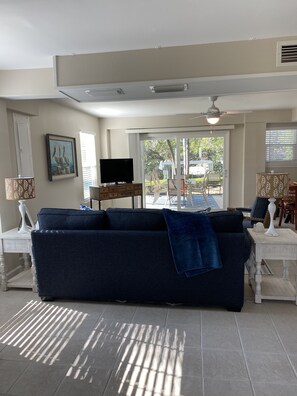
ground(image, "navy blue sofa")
xmin=31 ymin=208 xmax=251 ymax=311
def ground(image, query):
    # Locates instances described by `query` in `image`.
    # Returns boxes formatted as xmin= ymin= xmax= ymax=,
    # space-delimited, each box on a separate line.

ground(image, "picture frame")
xmin=46 ymin=134 xmax=78 ymax=181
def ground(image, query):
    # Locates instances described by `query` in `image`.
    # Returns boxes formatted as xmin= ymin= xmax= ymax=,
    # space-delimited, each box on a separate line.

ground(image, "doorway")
xmin=13 ymin=113 xmax=34 ymax=177
xmin=141 ymin=131 xmax=229 ymax=211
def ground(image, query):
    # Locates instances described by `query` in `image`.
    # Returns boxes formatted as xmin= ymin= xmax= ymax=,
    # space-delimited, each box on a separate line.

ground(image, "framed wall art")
xmin=46 ymin=134 xmax=78 ymax=181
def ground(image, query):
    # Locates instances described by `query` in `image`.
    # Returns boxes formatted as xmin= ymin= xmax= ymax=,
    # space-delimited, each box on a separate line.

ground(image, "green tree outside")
xmin=143 ymin=137 xmax=224 ymax=191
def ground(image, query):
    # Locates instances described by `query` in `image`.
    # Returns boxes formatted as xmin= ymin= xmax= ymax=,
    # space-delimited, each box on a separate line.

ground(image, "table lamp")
xmin=5 ymin=176 xmax=36 ymax=233
xmin=256 ymin=172 xmax=288 ymax=237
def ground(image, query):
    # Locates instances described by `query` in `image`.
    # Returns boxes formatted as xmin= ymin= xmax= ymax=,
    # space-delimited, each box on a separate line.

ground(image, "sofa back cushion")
xmin=106 ymin=208 xmax=167 ymax=230
xmin=37 ymin=208 xmax=107 ymax=230
xmin=208 ymin=210 xmax=244 ymax=233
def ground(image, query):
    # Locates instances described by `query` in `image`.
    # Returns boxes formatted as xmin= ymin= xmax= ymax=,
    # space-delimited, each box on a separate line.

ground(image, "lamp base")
xmin=18 ymin=200 xmax=35 ymax=234
xmin=265 ymin=228 xmax=279 ymax=237
xmin=264 ymin=197 xmax=279 ymax=237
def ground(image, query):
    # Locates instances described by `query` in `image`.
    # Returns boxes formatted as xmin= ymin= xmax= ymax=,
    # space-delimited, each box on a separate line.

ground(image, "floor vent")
xmin=277 ymin=41 xmax=297 ymax=66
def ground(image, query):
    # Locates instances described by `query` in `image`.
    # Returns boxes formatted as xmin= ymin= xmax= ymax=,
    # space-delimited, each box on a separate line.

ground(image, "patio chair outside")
xmin=167 ymin=178 xmax=186 ymax=205
xmin=188 ymin=171 xmax=209 ymax=206
xmin=207 ymin=171 xmax=223 ymax=194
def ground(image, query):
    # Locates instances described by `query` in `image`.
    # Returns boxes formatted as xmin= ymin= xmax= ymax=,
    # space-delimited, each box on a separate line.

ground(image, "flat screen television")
xmin=100 ymin=158 xmax=134 ymax=184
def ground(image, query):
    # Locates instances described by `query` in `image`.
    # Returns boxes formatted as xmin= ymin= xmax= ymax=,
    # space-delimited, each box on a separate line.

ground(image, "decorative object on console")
xmin=5 ymin=176 xmax=35 ymax=233
xmin=46 ymin=134 xmax=78 ymax=181
xmin=256 ymin=172 xmax=288 ymax=237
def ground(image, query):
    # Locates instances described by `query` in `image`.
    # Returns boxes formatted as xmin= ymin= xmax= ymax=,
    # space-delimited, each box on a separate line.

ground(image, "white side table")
xmin=247 ymin=228 xmax=297 ymax=304
xmin=0 ymin=228 xmax=36 ymax=292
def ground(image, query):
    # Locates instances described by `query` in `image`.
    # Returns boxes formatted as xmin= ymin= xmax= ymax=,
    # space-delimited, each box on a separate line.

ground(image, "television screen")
xmin=100 ymin=158 xmax=134 ymax=184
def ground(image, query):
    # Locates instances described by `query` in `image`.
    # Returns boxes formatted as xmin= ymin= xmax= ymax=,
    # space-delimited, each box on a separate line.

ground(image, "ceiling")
xmin=1 ymin=0 xmax=297 ymax=118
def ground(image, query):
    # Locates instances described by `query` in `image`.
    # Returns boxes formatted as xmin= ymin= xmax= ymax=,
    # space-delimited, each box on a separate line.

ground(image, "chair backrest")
xmin=201 ymin=170 xmax=210 ymax=188
xmin=208 ymin=172 xmax=222 ymax=183
xmin=250 ymin=197 xmax=269 ymax=219
xmin=167 ymin=178 xmax=186 ymax=194
xmin=287 ymin=185 xmax=296 ymax=202
xmin=190 ymin=171 xmax=209 ymax=192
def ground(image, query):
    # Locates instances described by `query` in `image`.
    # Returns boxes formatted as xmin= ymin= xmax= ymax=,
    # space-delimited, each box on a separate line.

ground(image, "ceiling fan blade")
xmin=225 ymin=110 xmax=252 ymax=114
xmin=189 ymin=114 xmax=205 ymax=120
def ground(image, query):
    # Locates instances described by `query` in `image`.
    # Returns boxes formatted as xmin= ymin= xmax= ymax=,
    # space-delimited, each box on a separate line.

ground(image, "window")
xmin=266 ymin=127 xmax=297 ymax=166
xmin=80 ymin=132 xmax=98 ymax=200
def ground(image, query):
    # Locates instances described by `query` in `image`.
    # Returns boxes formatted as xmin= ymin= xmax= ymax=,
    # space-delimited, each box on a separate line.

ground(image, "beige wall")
xmin=0 ymin=100 xmax=18 ymax=232
xmin=110 ymin=129 xmax=129 ymax=158
xmin=0 ymin=100 xmax=30 ymax=273
xmin=0 ymin=98 xmax=100 ymax=276
xmin=229 ymin=125 xmax=244 ymax=207
xmin=55 ymin=36 xmax=297 ymax=87
xmin=0 ymin=99 xmax=101 ymax=232
xmin=29 ymin=100 xmax=100 ymax=219
xmin=0 ymin=69 xmax=57 ymax=98
xmin=243 ymin=121 xmax=267 ymax=206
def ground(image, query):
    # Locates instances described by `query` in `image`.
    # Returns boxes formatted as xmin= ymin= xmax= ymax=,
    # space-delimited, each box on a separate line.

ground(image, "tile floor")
xmin=1 ymin=273 xmax=297 ymax=396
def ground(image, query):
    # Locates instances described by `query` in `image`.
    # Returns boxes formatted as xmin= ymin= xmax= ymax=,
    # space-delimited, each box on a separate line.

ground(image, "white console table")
xmin=247 ymin=228 xmax=297 ymax=304
xmin=0 ymin=228 xmax=36 ymax=292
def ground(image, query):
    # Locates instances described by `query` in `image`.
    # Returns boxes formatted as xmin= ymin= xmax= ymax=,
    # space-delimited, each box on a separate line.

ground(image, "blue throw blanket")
xmin=162 ymin=209 xmax=222 ymax=277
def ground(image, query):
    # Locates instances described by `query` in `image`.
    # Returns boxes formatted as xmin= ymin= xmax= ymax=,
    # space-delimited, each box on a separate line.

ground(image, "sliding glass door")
xmin=142 ymin=131 xmax=229 ymax=211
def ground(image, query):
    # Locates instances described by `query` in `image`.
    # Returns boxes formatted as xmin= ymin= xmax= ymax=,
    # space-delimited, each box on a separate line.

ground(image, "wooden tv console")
xmin=89 ymin=183 xmax=143 ymax=209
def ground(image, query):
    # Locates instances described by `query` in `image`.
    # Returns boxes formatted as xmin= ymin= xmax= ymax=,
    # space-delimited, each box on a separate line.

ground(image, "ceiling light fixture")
xmin=98 ymin=107 xmax=124 ymax=117
xmin=206 ymin=115 xmax=220 ymax=125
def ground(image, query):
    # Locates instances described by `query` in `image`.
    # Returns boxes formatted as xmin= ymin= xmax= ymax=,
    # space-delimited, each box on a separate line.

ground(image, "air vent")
xmin=85 ymin=88 xmax=125 ymax=97
xmin=277 ymin=41 xmax=297 ymax=66
xmin=150 ymin=83 xmax=188 ymax=94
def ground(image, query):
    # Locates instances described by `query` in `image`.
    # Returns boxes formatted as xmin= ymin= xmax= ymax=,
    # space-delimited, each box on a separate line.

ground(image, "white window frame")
xmin=128 ymin=126 xmax=231 ymax=210
xmin=79 ymin=131 xmax=98 ymax=201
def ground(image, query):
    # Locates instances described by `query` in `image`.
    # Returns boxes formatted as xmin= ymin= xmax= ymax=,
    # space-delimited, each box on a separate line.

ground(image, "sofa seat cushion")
xmin=106 ymin=208 xmax=167 ymax=230
xmin=38 ymin=208 xmax=107 ymax=230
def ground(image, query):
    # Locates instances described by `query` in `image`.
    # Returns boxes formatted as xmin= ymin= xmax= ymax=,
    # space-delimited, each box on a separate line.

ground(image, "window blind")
xmin=266 ymin=128 xmax=297 ymax=164
xmin=80 ymin=132 xmax=98 ymax=200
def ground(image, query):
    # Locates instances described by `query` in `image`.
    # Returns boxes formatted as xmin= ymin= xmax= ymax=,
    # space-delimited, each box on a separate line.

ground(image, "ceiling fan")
xmin=193 ymin=96 xmax=247 ymax=125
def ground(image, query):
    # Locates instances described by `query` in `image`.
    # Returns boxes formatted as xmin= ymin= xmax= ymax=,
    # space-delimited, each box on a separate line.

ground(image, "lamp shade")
xmin=256 ymin=172 xmax=288 ymax=198
xmin=5 ymin=177 xmax=35 ymax=200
